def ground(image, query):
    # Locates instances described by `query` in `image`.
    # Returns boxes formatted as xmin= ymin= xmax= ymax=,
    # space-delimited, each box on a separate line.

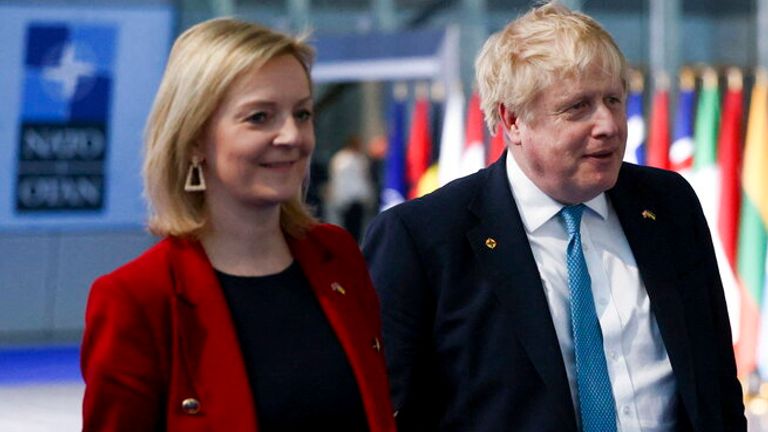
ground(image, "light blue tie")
xmin=559 ymin=204 xmax=617 ymax=432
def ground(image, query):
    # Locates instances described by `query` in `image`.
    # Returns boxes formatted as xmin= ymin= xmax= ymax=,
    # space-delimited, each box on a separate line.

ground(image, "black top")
xmin=216 ymin=261 xmax=369 ymax=432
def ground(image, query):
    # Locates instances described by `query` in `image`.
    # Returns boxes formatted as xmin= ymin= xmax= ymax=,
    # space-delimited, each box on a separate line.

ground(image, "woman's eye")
xmin=246 ymin=112 xmax=268 ymax=124
xmin=296 ymin=109 xmax=313 ymax=122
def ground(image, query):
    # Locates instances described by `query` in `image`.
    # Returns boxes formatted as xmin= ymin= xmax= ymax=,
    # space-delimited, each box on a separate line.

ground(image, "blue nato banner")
xmin=0 ymin=4 xmax=174 ymax=231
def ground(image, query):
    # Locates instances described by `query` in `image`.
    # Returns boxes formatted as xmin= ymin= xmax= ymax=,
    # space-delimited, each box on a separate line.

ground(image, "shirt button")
xmin=622 ymin=405 xmax=631 ymax=416
xmin=608 ymin=350 xmax=617 ymax=360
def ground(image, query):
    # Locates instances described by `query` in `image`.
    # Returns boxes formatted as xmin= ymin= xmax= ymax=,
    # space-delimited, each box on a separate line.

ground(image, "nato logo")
xmin=16 ymin=23 xmax=117 ymax=212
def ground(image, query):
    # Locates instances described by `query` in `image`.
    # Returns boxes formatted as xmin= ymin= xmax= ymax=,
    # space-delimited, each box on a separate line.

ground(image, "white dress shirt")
xmin=506 ymin=154 xmax=677 ymax=432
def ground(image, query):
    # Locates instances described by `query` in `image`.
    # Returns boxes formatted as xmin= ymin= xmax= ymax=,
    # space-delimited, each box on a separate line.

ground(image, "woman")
xmin=81 ymin=18 xmax=396 ymax=432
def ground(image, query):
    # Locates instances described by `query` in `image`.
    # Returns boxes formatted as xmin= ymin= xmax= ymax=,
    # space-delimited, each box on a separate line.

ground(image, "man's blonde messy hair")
xmin=475 ymin=1 xmax=627 ymax=133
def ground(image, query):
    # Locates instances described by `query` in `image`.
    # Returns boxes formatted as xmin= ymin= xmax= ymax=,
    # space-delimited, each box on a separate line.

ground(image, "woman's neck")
xmin=200 ymin=204 xmax=293 ymax=276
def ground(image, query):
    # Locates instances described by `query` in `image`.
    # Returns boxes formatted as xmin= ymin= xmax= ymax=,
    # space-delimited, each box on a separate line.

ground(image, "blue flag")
xmin=381 ymin=98 xmax=406 ymax=211
xmin=670 ymin=88 xmax=696 ymax=171
xmin=625 ymin=89 xmax=645 ymax=165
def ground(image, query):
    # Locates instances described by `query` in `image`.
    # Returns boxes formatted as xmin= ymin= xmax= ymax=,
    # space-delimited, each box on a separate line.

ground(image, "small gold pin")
xmin=485 ymin=238 xmax=497 ymax=249
xmin=372 ymin=337 xmax=382 ymax=352
xmin=641 ymin=210 xmax=656 ymax=221
xmin=330 ymin=282 xmax=346 ymax=295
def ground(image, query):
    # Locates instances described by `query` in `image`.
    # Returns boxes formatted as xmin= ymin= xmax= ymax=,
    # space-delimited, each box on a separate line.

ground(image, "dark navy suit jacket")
xmin=363 ymin=153 xmax=745 ymax=431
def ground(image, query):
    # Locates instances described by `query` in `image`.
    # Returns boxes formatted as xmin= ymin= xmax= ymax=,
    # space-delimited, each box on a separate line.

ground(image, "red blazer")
xmin=81 ymin=223 xmax=396 ymax=432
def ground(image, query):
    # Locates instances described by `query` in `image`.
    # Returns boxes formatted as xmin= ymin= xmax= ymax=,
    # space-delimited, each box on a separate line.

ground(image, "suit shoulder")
xmin=91 ymin=237 xmax=177 ymax=302
xmin=619 ymin=163 xmax=697 ymax=197
xmin=620 ymin=163 xmax=690 ymax=187
xmin=381 ymin=169 xmax=487 ymax=221
xmin=305 ymin=223 xmax=358 ymax=250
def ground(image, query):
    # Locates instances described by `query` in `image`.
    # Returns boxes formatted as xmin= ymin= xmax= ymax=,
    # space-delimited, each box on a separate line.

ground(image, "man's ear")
xmin=498 ymin=104 xmax=522 ymax=146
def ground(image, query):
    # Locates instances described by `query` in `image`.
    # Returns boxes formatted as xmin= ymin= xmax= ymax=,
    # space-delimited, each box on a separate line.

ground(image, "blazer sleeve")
xmin=690 ymin=196 xmax=747 ymax=430
xmin=363 ymin=209 xmax=442 ymax=431
xmin=81 ymin=275 xmax=168 ymax=432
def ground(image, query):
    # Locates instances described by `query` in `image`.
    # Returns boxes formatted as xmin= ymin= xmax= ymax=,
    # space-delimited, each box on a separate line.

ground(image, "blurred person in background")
xmin=326 ymin=134 xmax=375 ymax=242
xmin=81 ymin=17 xmax=395 ymax=432
xmin=363 ymin=2 xmax=744 ymax=431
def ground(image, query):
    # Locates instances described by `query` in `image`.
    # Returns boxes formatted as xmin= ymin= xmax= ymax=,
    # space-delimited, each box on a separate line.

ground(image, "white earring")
xmin=184 ymin=156 xmax=206 ymax=192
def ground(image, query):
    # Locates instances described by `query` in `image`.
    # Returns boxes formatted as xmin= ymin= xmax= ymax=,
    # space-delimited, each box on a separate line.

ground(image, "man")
xmin=362 ymin=2 xmax=745 ymax=431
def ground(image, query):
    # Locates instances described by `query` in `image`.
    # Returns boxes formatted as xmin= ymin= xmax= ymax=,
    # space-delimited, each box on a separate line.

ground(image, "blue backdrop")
xmin=0 ymin=4 xmax=174 ymax=231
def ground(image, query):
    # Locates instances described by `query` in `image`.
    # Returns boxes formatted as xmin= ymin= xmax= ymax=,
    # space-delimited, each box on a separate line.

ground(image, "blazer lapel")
xmin=288 ymin=232 xmax=390 ymax=431
xmin=169 ymin=238 xmax=258 ymax=431
xmin=466 ymin=154 xmax=577 ymax=431
xmin=607 ymin=166 xmax=701 ymax=428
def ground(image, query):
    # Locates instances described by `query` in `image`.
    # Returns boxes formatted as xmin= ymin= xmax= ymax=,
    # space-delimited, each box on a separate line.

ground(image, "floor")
xmin=0 ymin=346 xmax=82 ymax=432
xmin=1 ymin=345 xmax=767 ymax=431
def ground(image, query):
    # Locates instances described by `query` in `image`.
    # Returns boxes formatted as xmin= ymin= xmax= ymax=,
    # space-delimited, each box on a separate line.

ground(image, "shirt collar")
xmin=505 ymin=152 xmax=609 ymax=233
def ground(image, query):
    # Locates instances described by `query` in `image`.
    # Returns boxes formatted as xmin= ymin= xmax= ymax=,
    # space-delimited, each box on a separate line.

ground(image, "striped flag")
xmin=438 ymin=82 xmax=465 ymax=186
xmin=717 ymin=68 xmax=745 ymax=342
xmin=414 ymin=82 xmax=446 ymax=198
xmin=380 ymin=86 xmax=407 ymax=211
xmin=693 ymin=68 xmax=721 ymax=173
xmin=625 ymin=70 xmax=645 ymax=165
xmin=689 ymin=68 xmax=721 ymax=244
xmin=669 ymin=68 xmax=696 ymax=173
xmin=406 ymin=89 xmax=431 ymax=199
xmin=738 ymin=68 xmax=768 ymax=378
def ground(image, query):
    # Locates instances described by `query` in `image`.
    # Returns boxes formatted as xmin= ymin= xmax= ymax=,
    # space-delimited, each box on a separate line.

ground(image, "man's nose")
xmin=592 ymin=103 xmax=621 ymax=137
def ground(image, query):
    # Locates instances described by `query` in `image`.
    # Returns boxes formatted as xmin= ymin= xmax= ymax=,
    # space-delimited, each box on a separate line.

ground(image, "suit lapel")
xmin=607 ymin=166 xmax=701 ymax=427
xmin=466 ymin=154 xmax=578 ymax=431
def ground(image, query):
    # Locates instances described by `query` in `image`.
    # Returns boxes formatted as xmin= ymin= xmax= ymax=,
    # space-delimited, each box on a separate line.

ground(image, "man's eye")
xmin=246 ymin=112 xmax=268 ymax=124
xmin=570 ymin=101 xmax=589 ymax=111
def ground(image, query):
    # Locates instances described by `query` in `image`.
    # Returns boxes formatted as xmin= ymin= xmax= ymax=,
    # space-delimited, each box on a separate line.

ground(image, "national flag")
xmin=462 ymin=90 xmax=486 ymax=176
xmin=487 ymin=123 xmax=506 ymax=165
xmin=669 ymin=68 xmax=696 ymax=173
xmin=693 ymin=68 xmax=721 ymax=172
xmin=380 ymin=87 xmax=407 ymax=211
xmin=438 ymin=82 xmax=465 ymax=186
xmin=646 ymin=73 xmax=671 ymax=169
xmin=414 ymin=81 xmax=446 ymax=198
xmin=717 ymin=68 xmax=745 ymax=342
xmin=625 ymin=70 xmax=645 ymax=165
xmin=406 ymin=91 xmax=431 ymax=199
xmin=718 ymin=68 xmax=744 ymax=273
xmin=738 ymin=68 xmax=768 ymax=378
xmin=688 ymin=68 xmax=740 ymax=346
xmin=689 ymin=68 xmax=721 ymax=229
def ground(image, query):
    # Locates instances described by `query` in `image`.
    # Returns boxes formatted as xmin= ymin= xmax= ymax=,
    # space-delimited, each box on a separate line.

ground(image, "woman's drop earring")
xmin=184 ymin=156 xmax=206 ymax=192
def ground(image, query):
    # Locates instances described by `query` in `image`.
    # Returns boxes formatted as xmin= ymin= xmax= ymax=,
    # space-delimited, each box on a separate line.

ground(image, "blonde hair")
xmin=143 ymin=17 xmax=317 ymax=239
xmin=475 ymin=1 xmax=627 ymax=132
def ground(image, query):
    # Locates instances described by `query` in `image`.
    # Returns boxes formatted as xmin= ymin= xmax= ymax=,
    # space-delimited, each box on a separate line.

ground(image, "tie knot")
xmin=559 ymin=204 xmax=585 ymax=235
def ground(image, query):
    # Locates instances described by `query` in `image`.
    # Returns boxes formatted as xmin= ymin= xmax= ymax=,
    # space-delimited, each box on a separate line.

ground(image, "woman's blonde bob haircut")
xmin=475 ymin=1 xmax=627 ymax=133
xmin=143 ymin=18 xmax=316 ymax=239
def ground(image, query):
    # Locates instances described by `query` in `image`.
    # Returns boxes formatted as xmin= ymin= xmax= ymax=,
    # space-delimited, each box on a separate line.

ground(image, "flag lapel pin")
xmin=641 ymin=210 xmax=656 ymax=221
